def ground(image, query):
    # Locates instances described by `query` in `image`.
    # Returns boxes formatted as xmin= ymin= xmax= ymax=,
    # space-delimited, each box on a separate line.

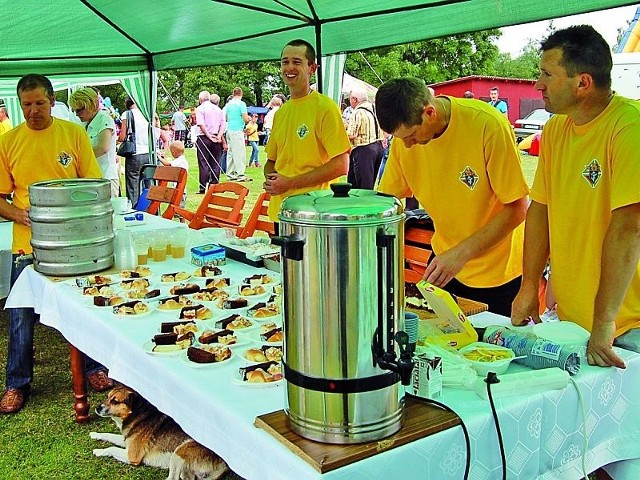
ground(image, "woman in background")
xmin=118 ymin=97 xmax=150 ymax=207
xmin=69 ymin=87 xmax=120 ymax=197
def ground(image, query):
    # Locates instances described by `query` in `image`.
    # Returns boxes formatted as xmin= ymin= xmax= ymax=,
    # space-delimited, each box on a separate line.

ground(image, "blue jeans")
xmin=6 ymin=254 xmax=103 ymax=390
xmin=249 ymin=141 xmax=259 ymax=165
xmin=220 ymin=151 xmax=227 ymax=174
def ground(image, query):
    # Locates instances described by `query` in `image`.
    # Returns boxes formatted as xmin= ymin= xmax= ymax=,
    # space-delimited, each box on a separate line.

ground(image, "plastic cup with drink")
xmin=151 ymin=231 xmax=168 ymax=262
xmin=169 ymin=228 xmax=190 ymax=259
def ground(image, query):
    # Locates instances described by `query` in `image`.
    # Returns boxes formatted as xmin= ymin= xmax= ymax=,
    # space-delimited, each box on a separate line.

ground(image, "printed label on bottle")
xmin=530 ymin=339 xmax=562 ymax=361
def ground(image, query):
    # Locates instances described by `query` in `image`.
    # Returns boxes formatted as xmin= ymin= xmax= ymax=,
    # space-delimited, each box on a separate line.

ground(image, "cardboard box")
xmin=191 ymin=244 xmax=226 ymax=266
xmin=415 ymin=281 xmax=478 ymax=350
xmin=407 ymin=354 xmax=442 ymax=399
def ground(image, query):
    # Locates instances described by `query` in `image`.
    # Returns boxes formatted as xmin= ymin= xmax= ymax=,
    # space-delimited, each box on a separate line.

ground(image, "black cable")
xmin=485 ymin=372 xmax=507 ymax=480
xmin=405 ymin=392 xmax=471 ymax=480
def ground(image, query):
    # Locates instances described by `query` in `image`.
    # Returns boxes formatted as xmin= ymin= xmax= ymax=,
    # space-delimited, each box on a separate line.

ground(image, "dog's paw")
xmin=89 ymin=432 xmax=101 ymax=440
xmin=93 ymin=448 xmax=108 ymax=457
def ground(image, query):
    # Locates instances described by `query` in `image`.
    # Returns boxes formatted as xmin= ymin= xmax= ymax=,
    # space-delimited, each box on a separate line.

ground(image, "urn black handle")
xmin=271 ymin=235 xmax=305 ymax=261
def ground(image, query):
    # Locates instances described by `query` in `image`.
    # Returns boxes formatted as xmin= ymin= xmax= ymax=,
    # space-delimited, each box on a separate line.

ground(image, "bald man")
xmin=346 ymin=87 xmax=383 ymax=189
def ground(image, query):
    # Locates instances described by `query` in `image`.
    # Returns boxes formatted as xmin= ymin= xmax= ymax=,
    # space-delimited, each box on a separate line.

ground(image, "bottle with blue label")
xmin=483 ymin=326 xmax=580 ymax=375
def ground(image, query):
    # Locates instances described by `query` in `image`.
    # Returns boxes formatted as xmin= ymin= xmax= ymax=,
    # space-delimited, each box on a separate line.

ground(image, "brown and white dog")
xmin=90 ymin=385 xmax=229 ymax=480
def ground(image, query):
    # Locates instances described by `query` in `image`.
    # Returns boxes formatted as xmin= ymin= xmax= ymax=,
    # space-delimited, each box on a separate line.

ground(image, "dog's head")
xmin=96 ymin=385 xmax=143 ymax=421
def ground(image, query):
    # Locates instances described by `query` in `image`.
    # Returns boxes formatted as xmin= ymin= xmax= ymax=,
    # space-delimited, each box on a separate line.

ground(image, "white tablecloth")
xmin=0 ymin=221 xmax=13 ymax=299
xmin=5 ymin=225 xmax=640 ymax=479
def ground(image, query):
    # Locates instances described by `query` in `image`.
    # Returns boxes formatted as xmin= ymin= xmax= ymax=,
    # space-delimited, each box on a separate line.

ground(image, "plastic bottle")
xmin=483 ymin=326 xmax=581 ymax=375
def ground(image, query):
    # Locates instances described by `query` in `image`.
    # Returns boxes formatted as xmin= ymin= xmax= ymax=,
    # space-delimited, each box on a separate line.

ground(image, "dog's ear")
xmin=125 ymin=389 xmax=145 ymax=412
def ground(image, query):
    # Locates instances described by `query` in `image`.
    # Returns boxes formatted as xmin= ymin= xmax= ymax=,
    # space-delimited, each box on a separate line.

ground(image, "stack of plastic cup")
xmin=404 ymin=312 xmax=420 ymax=353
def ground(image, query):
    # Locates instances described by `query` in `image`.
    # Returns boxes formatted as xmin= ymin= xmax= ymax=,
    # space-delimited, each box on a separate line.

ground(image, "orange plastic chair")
xmin=175 ymin=181 xmax=249 ymax=230
xmin=238 ymin=191 xmax=275 ymax=238
xmin=144 ymin=165 xmax=187 ymax=220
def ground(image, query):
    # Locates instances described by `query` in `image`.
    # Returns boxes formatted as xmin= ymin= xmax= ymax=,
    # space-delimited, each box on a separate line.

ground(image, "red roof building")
xmin=430 ymin=75 xmax=544 ymax=124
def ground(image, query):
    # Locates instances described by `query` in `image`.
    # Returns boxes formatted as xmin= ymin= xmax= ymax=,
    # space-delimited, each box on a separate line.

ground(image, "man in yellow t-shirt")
xmin=0 ymin=107 xmax=12 ymax=135
xmin=0 ymin=74 xmax=108 ymax=414
xmin=264 ymin=39 xmax=351 ymax=222
xmin=511 ymin=26 xmax=640 ymax=369
xmin=376 ymin=77 xmax=529 ymax=316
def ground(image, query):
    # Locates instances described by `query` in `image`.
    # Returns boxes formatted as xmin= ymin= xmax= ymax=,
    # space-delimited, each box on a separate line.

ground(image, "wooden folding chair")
xmin=238 ymin=191 xmax=274 ymax=238
xmin=144 ymin=165 xmax=187 ymax=220
xmin=175 ymin=181 xmax=249 ymax=230
xmin=404 ymin=222 xmax=434 ymax=280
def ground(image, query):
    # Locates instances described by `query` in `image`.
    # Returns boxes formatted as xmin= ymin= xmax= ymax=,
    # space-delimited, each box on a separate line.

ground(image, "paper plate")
xmin=111 ymin=301 xmax=155 ymax=318
xmin=533 ymin=321 xmax=590 ymax=347
xmin=159 ymin=272 xmax=193 ymax=284
xmin=142 ymin=340 xmax=188 ymax=356
xmin=180 ymin=348 xmax=234 ymax=368
xmin=231 ymin=367 xmax=283 ymax=388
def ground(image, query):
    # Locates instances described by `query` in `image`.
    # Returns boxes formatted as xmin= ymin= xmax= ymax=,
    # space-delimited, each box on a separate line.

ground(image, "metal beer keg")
xmin=29 ymin=179 xmax=114 ymax=276
xmin=273 ymin=184 xmax=413 ymax=444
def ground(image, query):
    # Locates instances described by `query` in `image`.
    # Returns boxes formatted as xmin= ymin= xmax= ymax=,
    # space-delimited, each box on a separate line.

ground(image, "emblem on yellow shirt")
xmin=57 ymin=151 xmax=73 ymax=167
xmin=582 ymin=159 xmax=602 ymax=188
xmin=459 ymin=166 xmax=479 ymax=190
xmin=296 ymin=124 xmax=309 ymax=139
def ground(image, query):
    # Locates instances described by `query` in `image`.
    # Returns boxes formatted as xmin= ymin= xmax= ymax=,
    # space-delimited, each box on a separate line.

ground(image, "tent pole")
xmin=315 ymin=24 xmax=323 ymax=94
xmin=147 ymin=54 xmax=158 ymax=164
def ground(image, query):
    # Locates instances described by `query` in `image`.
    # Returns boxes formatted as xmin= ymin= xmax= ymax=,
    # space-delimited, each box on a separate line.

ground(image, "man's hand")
xmin=15 ymin=207 xmax=31 ymax=227
xmin=510 ymin=287 xmax=541 ymax=325
xmin=422 ymin=248 xmax=466 ymax=287
xmin=263 ymin=173 xmax=292 ymax=196
xmin=587 ymin=321 xmax=626 ymax=368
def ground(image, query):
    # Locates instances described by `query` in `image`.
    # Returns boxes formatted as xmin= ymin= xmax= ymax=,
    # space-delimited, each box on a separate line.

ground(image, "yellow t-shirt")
xmin=531 ymin=95 xmax=640 ymax=336
xmin=0 ymin=118 xmax=103 ymax=253
xmin=0 ymin=118 xmax=12 ymax=136
xmin=378 ymin=97 xmax=528 ymax=287
xmin=265 ymin=91 xmax=351 ymax=220
xmin=245 ymin=123 xmax=259 ymax=142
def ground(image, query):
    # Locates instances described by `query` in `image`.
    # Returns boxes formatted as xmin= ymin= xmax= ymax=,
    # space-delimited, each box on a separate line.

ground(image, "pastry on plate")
xmin=187 ymin=345 xmax=231 ymax=363
xmin=179 ymin=304 xmax=212 ymax=320
xmin=113 ymin=300 xmax=150 ymax=316
xmin=161 ymin=271 xmax=191 ymax=283
xmin=158 ymin=295 xmax=193 ymax=310
xmin=120 ymin=278 xmax=150 ymax=290
xmin=205 ymin=277 xmax=231 ymax=289
xmin=193 ymin=265 xmax=223 ymax=277
xmin=198 ymin=329 xmax=237 ymax=345
xmin=120 ymin=266 xmax=152 ymax=278
xmin=151 ymin=332 xmax=194 ymax=352
xmin=192 ymin=288 xmax=229 ymax=302
xmin=169 ymin=283 xmax=200 ymax=295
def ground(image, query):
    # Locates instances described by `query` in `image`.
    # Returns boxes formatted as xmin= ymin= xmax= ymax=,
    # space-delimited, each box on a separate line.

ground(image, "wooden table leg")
xmin=68 ymin=344 xmax=90 ymax=424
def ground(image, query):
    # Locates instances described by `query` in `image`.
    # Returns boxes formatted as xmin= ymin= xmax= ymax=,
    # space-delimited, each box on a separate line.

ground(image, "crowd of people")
xmin=0 ymin=24 xmax=638 ymax=419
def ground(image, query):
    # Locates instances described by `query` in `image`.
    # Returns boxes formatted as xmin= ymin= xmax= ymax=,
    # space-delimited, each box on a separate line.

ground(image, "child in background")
xmin=159 ymin=140 xmax=189 ymax=216
xmin=245 ymin=114 xmax=260 ymax=167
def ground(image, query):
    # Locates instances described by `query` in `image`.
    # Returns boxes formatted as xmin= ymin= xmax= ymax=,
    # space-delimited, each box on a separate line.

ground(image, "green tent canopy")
xmin=2 ymin=0 xmax=636 ymax=74
xmin=1 ymin=0 xmax=635 ymax=126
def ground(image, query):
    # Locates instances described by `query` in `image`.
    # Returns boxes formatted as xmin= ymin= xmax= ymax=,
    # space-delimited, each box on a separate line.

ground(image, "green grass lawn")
xmin=0 ymin=300 xmax=166 ymax=479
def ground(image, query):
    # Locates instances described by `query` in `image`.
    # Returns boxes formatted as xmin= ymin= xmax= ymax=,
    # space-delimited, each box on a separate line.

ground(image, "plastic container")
xmin=114 ymin=229 xmax=137 ymax=271
xmin=191 ymin=244 xmax=226 ymax=266
xmin=459 ymin=342 xmax=516 ymax=376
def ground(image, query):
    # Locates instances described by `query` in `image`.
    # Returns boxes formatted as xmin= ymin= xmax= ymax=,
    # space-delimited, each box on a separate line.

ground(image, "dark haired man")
xmin=488 ymin=86 xmax=508 ymax=117
xmin=0 ymin=74 xmax=110 ymax=414
xmin=376 ymin=77 xmax=529 ymax=316
xmin=511 ymin=25 xmax=640 ymax=368
xmin=263 ymin=39 xmax=350 ymax=221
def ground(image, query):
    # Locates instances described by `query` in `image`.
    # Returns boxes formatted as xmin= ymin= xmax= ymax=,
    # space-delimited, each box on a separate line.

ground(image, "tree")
xmin=491 ymin=39 xmax=541 ymax=79
xmin=157 ymin=61 xmax=282 ymax=114
xmin=344 ymin=29 xmax=502 ymax=86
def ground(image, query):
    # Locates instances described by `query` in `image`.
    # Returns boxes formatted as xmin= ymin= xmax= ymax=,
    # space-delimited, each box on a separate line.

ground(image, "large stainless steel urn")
xmin=273 ymin=184 xmax=413 ymax=444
